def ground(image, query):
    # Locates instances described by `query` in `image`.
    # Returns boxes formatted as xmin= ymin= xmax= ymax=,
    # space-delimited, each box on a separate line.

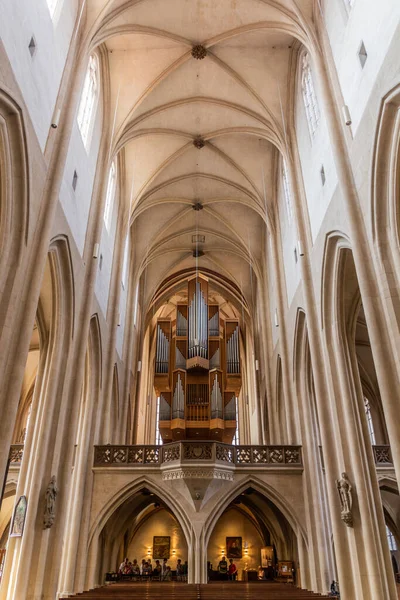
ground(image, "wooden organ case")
xmin=154 ymin=275 xmax=242 ymax=443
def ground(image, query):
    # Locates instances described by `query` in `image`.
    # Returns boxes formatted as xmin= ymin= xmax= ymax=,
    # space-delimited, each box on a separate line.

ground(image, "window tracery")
xmin=301 ymin=53 xmax=320 ymax=138
xmin=386 ymin=525 xmax=397 ymax=551
xmin=77 ymin=55 xmax=99 ymax=148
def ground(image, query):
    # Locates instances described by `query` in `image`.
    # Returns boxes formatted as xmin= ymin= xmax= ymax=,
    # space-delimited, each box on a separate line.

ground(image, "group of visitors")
xmin=118 ymin=557 xmax=188 ymax=581
xmin=218 ymin=556 xmax=238 ymax=580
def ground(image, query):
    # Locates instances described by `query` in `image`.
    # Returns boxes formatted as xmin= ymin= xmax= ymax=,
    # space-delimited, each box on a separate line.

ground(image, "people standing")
xmin=228 ymin=558 xmax=238 ymax=581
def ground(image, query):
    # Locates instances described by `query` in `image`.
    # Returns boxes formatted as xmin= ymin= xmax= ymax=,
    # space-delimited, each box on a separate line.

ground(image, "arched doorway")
xmin=86 ymin=483 xmax=194 ymax=588
xmin=206 ymin=486 xmax=300 ymax=586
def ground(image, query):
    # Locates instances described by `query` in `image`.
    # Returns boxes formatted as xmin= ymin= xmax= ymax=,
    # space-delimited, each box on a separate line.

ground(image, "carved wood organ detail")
xmin=154 ymin=275 xmax=241 ymax=443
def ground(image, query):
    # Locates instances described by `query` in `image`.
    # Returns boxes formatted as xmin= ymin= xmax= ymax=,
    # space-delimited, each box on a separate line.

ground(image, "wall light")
xmin=147 ymin=548 xmax=151 ymax=555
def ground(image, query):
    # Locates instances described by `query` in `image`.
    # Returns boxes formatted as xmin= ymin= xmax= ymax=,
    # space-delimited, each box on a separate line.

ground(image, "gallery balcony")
xmin=93 ymin=442 xmax=303 ymax=475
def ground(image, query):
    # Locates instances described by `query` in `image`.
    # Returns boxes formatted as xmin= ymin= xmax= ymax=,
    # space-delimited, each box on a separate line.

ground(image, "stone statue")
xmin=43 ymin=475 xmax=58 ymax=529
xmin=336 ymin=472 xmax=353 ymax=527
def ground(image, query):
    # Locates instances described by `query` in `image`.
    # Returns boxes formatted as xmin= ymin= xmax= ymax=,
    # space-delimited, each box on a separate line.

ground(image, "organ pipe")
xmin=172 ymin=373 xmax=185 ymax=419
xmin=210 ymin=374 xmax=223 ymax=419
xmin=156 ymin=324 xmax=169 ymax=374
xmin=188 ymin=281 xmax=208 ymax=359
xmin=227 ymin=325 xmax=239 ymax=374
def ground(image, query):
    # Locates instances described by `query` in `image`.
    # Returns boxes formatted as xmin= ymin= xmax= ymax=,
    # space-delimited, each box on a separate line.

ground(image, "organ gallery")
xmin=154 ymin=275 xmax=241 ymax=443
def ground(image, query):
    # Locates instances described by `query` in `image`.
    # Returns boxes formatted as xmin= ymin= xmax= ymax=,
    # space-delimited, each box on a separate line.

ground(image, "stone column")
xmin=283 ymin=130 xmax=357 ymax=598
xmin=0 ymin=8 xmax=88 ymax=488
xmin=312 ymin=44 xmax=400 ymax=489
xmin=101 ymin=193 xmax=130 ymax=444
xmin=268 ymin=216 xmax=300 ymax=444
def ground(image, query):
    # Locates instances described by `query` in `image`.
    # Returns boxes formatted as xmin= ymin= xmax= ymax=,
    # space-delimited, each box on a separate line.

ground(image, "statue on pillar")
xmin=336 ymin=472 xmax=353 ymax=527
xmin=43 ymin=475 xmax=58 ymax=529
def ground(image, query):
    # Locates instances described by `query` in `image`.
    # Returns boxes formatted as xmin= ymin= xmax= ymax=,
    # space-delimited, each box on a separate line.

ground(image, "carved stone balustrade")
xmin=93 ymin=442 xmax=303 ymax=469
xmin=372 ymin=445 xmax=393 ymax=466
xmin=8 ymin=444 xmax=24 ymax=466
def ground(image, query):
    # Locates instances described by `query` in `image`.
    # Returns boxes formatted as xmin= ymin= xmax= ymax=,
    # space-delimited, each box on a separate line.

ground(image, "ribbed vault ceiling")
xmin=85 ymin=0 xmax=315 ymax=311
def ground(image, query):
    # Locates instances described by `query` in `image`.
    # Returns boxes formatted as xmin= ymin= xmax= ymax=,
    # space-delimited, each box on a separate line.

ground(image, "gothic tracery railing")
xmin=9 ymin=444 xmax=24 ymax=465
xmin=372 ymin=445 xmax=393 ymax=466
xmin=93 ymin=442 xmax=303 ymax=467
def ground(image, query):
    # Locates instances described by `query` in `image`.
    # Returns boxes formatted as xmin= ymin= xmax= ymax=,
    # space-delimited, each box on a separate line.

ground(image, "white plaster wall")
xmin=295 ymin=55 xmax=338 ymax=243
xmin=59 ymin=71 xmax=103 ymax=256
xmin=322 ymin=0 xmax=400 ymax=134
xmin=0 ymin=0 xmax=78 ymax=150
xmin=278 ymin=175 xmax=300 ymax=305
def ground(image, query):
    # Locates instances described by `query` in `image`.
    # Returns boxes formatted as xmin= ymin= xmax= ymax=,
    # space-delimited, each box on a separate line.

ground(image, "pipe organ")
xmin=154 ymin=275 xmax=242 ymax=443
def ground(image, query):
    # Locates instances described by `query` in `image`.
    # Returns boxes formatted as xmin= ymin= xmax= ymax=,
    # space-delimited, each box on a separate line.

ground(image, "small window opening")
xmin=358 ymin=41 xmax=368 ymax=68
xmin=72 ymin=170 xmax=78 ymax=191
xmin=28 ymin=36 xmax=37 ymax=57
xmin=99 ymin=253 xmax=103 ymax=270
xmin=320 ymin=166 xmax=326 ymax=186
xmin=294 ymin=247 xmax=298 ymax=263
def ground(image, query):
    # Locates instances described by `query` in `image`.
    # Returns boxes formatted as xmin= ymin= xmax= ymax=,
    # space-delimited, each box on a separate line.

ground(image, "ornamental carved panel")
xmin=236 ymin=447 xmax=252 ymax=463
xmin=163 ymin=444 xmax=181 ymax=462
xmin=216 ymin=444 xmax=233 ymax=463
xmin=268 ymin=447 xmax=284 ymax=463
xmin=183 ymin=443 xmax=212 ymax=460
xmin=127 ymin=447 xmax=144 ymax=463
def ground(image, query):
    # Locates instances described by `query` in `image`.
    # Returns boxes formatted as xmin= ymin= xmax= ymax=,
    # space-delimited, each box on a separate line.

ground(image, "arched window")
xmin=364 ymin=397 xmax=376 ymax=445
xmin=301 ymin=53 xmax=320 ymax=138
xmin=121 ymin=234 xmax=129 ymax=289
xmin=104 ymin=161 xmax=116 ymax=230
xmin=155 ymin=396 xmax=163 ymax=445
xmin=282 ymin=161 xmax=293 ymax=223
xmin=77 ymin=55 xmax=99 ymax=148
xmin=232 ymin=397 xmax=240 ymax=445
xmin=386 ymin=525 xmax=397 ymax=551
xmin=133 ymin=283 xmax=139 ymax=327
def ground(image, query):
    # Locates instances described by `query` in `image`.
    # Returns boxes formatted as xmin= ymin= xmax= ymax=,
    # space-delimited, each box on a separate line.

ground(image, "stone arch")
xmin=0 ymin=88 xmax=29 ymax=335
xmin=371 ymin=82 xmax=400 ymax=334
xmin=320 ymin=231 xmax=397 ymax=598
xmin=201 ymin=474 xmax=308 ymax=584
xmin=86 ymin=476 xmax=195 ymax=586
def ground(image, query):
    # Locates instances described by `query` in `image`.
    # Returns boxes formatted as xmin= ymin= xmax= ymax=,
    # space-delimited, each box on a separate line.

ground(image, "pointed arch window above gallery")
xmin=77 ymin=54 xmax=99 ymax=150
xmin=104 ymin=161 xmax=116 ymax=231
xmin=301 ymin=53 xmax=320 ymax=139
xmin=282 ymin=160 xmax=293 ymax=224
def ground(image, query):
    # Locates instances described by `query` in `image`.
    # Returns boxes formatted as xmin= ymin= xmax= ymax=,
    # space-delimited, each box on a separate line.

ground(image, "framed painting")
xmin=261 ymin=546 xmax=274 ymax=567
xmin=10 ymin=495 xmax=27 ymax=537
xmin=226 ymin=536 xmax=242 ymax=558
xmin=153 ymin=535 xmax=170 ymax=559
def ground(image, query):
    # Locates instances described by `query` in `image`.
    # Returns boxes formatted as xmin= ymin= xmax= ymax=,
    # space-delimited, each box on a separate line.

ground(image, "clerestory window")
xmin=77 ymin=55 xmax=99 ymax=149
xmin=386 ymin=526 xmax=397 ymax=551
xmin=104 ymin=161 xmax=116 ymax=231
xmin=282 ymin=161 xmax=293 ymax=223
xmin=121 ymin=234 xmax=129 ymax=289
xmin=364 ymin=397 xmax=376 ymax=445
xmin=301 ymin=53 xmax=320 ymax=138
